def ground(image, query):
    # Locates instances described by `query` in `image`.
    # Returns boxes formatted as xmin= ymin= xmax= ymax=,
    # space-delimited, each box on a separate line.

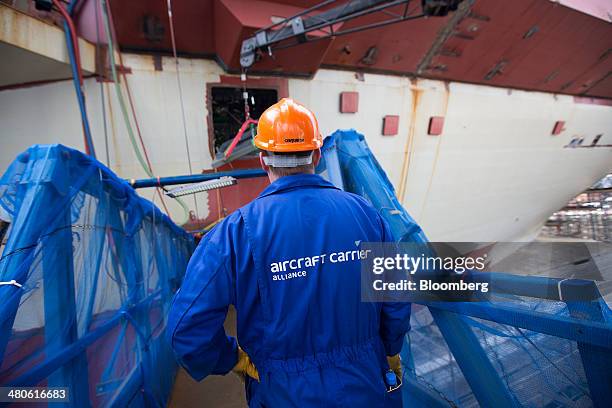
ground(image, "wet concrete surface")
xmin=168 ymin=306 xmax=246 ymax=407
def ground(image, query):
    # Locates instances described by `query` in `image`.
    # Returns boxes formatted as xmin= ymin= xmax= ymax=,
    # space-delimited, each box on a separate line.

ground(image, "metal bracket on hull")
xmin=240 ymin=0 xmax=464 ymax=68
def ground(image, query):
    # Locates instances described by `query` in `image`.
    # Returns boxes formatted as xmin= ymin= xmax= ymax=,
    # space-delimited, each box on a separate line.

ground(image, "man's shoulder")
xmin=246 ymin=184 xmax=376 ymax=210
xmin=339 ymin=190 xmax=378 ymax=212
xmin=203 ymin=210 xmax=244 ymax=241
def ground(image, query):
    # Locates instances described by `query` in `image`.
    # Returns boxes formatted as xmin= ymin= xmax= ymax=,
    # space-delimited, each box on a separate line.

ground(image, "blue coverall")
xmin=167 ymin=173 xmax=411 ymax=407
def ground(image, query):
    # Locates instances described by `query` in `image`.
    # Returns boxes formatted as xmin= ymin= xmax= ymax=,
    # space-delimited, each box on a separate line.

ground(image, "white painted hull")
xmin=0 ymin=54 xmax=610 ymax=241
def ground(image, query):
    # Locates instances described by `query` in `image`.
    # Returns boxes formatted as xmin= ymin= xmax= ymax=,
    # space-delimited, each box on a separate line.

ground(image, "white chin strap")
xmin=263 ymin=152 xmax=313 ymax=168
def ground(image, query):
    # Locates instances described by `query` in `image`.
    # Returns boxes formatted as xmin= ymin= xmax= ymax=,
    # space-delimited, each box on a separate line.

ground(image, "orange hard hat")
xmin=254 ymin=98 xmax=322 ymax=152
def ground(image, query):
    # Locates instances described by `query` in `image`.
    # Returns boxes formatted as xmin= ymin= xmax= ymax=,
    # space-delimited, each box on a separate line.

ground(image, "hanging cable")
xmin=102 ymin=0 xmax=188 ymax=222
xmin=92 ymin=0 xmax=110 ymax=166
xmin=221 ymin=68 xmax=259 ymax=159
xmin=103 ymin=0 xmax=156 ymax=174
xmin=100 ymin=82 xmax=110 ymax=166
xmin=102 ymin=0 xmax=172 ymax=217
xmin=67 ymin=0 xmax=80 ymax=15
xmin=100 ymin=0 xmax=189 ymax=224
xmin=241 ymin=69 xmax=251 ymax=121
xmin=55 ymin=0 xmax=83 ymax=81
xmin=52 ymin=0 xmax=96 ymax=157
xmin=166 ymin=0 xmax=200 ymax=219
xmin=105 ymin=83 xmax=117 ymax=149
xmin=100 ymin=0 xmax=152 ymax=175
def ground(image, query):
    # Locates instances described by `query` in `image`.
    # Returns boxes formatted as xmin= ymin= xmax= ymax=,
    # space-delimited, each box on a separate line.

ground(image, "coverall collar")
xmin=258 ymin=173 xmax=338 ymax=199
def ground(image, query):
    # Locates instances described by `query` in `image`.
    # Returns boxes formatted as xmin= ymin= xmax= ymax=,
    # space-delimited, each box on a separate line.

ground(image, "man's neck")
xmin=267 ymin=170 xmax=315 ymax=183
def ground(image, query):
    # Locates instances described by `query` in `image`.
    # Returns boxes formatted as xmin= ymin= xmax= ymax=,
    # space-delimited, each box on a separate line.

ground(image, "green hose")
xmin=101 ymin=0 xmax=190 ymax=225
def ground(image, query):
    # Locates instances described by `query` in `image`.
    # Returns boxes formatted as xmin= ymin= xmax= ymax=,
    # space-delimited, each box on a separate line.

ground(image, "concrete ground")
xmin=168 ymin=306 xmax=246 ymax=407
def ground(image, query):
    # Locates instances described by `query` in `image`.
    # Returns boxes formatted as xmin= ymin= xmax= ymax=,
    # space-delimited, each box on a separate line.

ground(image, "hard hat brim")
xmin=254 ymin=137 xmax=322 ymax=152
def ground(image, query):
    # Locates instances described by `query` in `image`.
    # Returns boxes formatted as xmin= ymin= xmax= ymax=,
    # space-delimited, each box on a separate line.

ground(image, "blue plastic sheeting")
xmin=0 ymin=145 xmax=194 ymax=407
xmin=317 ymin=130 xmax=427 ymax=243
xmin=319 ymin=130 xmax=612 ymax=408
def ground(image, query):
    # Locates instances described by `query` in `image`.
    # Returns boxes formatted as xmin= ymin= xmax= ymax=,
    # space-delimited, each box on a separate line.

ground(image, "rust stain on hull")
xmin=418 ymin=82 xmax=451 ymax=220
xmin=398 ymin=78 xmax=422 ymax=202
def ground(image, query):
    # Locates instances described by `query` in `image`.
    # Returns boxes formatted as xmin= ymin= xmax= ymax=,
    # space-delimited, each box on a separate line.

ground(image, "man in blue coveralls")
xmin=167 ymin=98 xmax=411 ymax=407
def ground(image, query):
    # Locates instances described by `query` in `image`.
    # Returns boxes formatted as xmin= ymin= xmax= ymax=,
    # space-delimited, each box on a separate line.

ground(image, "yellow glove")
xmin=387 ymin=354 xmax=402 ymax=380
xmin=232 ymin=346 xmax=260 ymax=381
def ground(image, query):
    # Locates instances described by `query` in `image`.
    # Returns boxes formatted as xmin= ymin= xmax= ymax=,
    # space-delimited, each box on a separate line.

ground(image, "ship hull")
xmin=0 ymin=54 xmax=610 ymax=241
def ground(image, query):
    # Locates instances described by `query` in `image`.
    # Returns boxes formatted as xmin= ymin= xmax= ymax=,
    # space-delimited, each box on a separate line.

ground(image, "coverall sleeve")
xmin=378 ymin=215 xmax=412 ymax=356
xmin=166 ymin=216 xmax=240 ymax=381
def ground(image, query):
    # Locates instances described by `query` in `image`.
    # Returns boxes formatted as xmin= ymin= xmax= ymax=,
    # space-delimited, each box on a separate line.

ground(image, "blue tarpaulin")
xmin=0 ymin=145 xmax=194 ymax=407
xmin=318 ymin=130 xmax=612 ymax=408
xmin=1 ymin=134 xmax=611 ymax=408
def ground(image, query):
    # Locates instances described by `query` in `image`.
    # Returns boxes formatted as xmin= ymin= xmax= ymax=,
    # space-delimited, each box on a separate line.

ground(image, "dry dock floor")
xmin=168 ymin=306 xmax=246 ymax=407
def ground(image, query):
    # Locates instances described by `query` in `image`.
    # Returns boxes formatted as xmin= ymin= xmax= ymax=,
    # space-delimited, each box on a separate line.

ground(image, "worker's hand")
xmin=232 ymin=346 xmax=259 ymax=382
xmin=387 ymin=354 xmax=402 ymax=380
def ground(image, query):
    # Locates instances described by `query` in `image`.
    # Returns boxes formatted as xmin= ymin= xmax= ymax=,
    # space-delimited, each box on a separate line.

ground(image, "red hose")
xmin=52 ymin=0 xmax=84 ymax=85
xmin=225 ymin=119 xmax=258 ymax=159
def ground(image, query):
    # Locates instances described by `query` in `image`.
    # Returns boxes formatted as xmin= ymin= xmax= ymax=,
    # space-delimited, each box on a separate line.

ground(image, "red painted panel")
xmin=423 ymin=0 xmax=539 ymax=80
xmin=221 ymin=0 xmax=306 ymax=28
xmin=552 ymin=121 xmax=565 ymax=135
xmin=574 ymin=96 xmax=612 ymax=107
xmin=382 ymin=115 xmax=399 ymax=136
xmin=216 ymin=0 xmax=333 ymax=75
xmin=562 ymin=43 xmax=612 ymax=96
xmin=239 ymin=38 xmax=332 ymax=75
xmin=279 ymin=1 xmax=610 ymax=96
xmin=428 ymin=116 xmax=445 ymax=135
xmin=107 ymin=0 xmax=215 ymax=55
xmin=214 ymin=0 xmax=243 ymax=66
xmin=423 ymin=0 xmax=612 ymax=97
xmin=340 ymin=91 xmax=359 ymax=113
xmin=322 ymin=4 xmax=448 ymax=73
xmin=98 ymin=0 xmax=612 ymax=98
